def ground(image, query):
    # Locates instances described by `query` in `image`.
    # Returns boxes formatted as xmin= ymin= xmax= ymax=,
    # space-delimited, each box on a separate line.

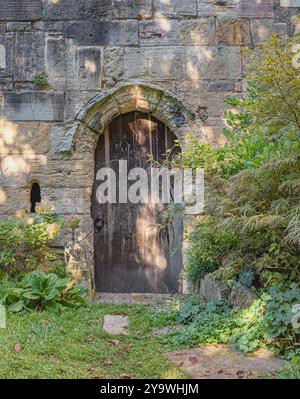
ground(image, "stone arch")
xmin=73 ymin=81 xmax=207 ymax=147
xmin=67 ymin=82 xmax=206 ymax=293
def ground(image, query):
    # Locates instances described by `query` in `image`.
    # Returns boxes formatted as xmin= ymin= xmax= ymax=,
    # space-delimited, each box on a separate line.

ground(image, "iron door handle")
xmin=95 ymin=216 xmax=104 ymax=232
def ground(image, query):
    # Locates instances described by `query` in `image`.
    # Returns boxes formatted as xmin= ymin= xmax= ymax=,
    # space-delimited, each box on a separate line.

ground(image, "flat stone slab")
xmin=96 ymin=293 xmax=188 ymax=306
xmin=166 ymin=344 xmax=285 ymax=379
xmin=103 ymin=315 xmax=129 ymax=335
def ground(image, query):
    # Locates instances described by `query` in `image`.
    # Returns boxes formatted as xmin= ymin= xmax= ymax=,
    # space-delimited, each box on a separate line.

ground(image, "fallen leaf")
xmin=13 ymin=343 xmax=22 ymax=353
xmin=236 ymin=370 xmax=245 ymax=376
xmin=176 ymin=361 xmax=184 ymax=368
xmin=123 ymin=343 xmax=132 ymax=351
xmin=188 ymin=356 xmax=198 ymax=365
xmin=217 ymin=368 xmax=224 ymax=374
xmin=103 ymin=359 xmax=113 ymax=366
xmin=88 ymin=366 xmax=97 ymax=372
xmin=120 ymin=374 xmax=132 ymax=379
xmin=50 ymin=356 xmax=60 ymax=364
xmin=59 ymin=368 xmax=66 ymax=374
xmin=109 ymin=339 xmax=120 ymax=346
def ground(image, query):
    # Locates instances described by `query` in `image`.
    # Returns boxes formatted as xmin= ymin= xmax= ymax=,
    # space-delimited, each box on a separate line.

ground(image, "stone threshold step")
xmin=95 ymin=293 xmax=189 ymax=305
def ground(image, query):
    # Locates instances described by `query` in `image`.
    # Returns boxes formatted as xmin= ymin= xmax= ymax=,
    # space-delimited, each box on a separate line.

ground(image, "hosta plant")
xmin=0 ymin=271 xmax=87 ymax=312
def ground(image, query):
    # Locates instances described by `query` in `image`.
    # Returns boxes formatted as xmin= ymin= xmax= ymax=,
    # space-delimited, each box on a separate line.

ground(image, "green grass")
xmin=0 ymin=303 xmax=185 ymax=379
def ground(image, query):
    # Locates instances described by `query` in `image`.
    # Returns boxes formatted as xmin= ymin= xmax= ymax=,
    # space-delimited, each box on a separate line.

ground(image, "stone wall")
xmin=0 ymin=1 xmax=299 ymax=280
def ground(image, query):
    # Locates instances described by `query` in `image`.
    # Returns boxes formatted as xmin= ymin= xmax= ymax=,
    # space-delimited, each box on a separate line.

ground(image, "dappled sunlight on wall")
xmin=0 ymin=119 xmax=49 ymax=214
xmin=0 ymin=187 xmax=7 ymax=204
xmin=84 ymin=58 xmax=97 ymax=74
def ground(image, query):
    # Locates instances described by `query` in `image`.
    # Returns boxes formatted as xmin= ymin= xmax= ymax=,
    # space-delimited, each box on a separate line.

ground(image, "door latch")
xmin=95 ymin=216 xmax=104 ymax=232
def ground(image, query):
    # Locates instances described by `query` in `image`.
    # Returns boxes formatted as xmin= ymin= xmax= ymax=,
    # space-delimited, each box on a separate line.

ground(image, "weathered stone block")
xmin=186 ymin=46 xmax=242 ymax=80
xmin=85 ymin=97 xmax=119 ymax=132
xmin=71 ymin=123 xmax=99 ymax=161
xmin=215 ymin=18 xmax=251 ymax=45
xmin=6 ymin=22 xmax=31 ymax=31
xmin=46 ymin=35 xmax=67 ymax=89
xmin=0 ymin=0 xmax=41 ymax=21
xmin=181 ymin=18 xmax=250 ymax=47
xmin=292 ymin=14 xmax=300 ymax=34
xmin=4 ymin=92 xmax=64 ymax=121
xmin=140 ymin=20 xmax=179 ymax=46
xmin=48 ymin=123 xmax=74 ymax=156
xmin=103 ymin=47 xmax=124 ymax=87
xmin=0 ymin=23 xmax=5 ymax=35
xmin=114 ymin=0 xmax=153 ymax=19
xmin=42 ymin=187 xmax=92 ymax=214
xmin=65 ymin=91 xmax=99 ymax=121
xmin=113 ymin=85 xmax=137 ymax=114
xmin=280 ymin=0 xmax=300 ymax=6
xmin=136 ymin=85 xmax=163 ymax=112
xmin=179 ymin=19 xmax=216 ymax=46
xmin=124 ymin=47 xmax=185 ymax=80
xmin=229 ymin=282 xmax=258 ymax=309
xmin=155 ymin=94 xmax=195 ymax=134
xmin=0 ymin=155 xmax=29 ymax=188
xmin=0 ymin=77 xmax=13 ymax=91
xmin=0 ymin=187 xmax=28 ymax=214
xmin=203 ymin=121 xmax=227 ymax=146
xmin=198 ymin=0 xmax=237 ymax=17
xmin=199 ymin=274 xmax=230 ymax=302
xmin=0 ymin=33 xmax=15 ymax=77
xmin=207 ymin=80 xmax=236 ymax=92
xmin=33 ymin=21 xmax=64 ymax=32
xmin=15 ymin=32 xmax=45 ymax=82
xmin=0 ymin=121 xmax=49 ymax=155
xmin=251 ymin=19 xmax=287 ymax=44
xmin=42 ymin=0 xmax=111 ymax=20
xmin=29 ymin=160 xmax=94 ymax=188
xmin=64 ymin=21 xmax=138 ymax=46
xmin=174 ymin=82 xmax=235 ymax=116
xmin=75 ymin=47 xmax=101 ymax=90
xmin=0 ymin=45 xmax=5 ymax=70
xmin=154 ymin=0 xmax=197 ymax=17
xmin=238 ymin=0 xmax=274 ymax=18
xmin=65 ymin=234 xmax=94 ymax=283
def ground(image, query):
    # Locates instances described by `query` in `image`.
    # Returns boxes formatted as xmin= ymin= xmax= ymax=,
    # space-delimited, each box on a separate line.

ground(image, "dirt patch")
xmin=166 ymin=344 xmax=285 ymax=379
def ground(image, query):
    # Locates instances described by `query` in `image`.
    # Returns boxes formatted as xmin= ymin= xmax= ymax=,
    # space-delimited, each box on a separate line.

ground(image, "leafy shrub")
xmin=0 ymin=271 xmax=87 ymax=312
xmin=0 ymin=207 xmax=65 ymax=275
xmin=186 ymin=219 xmax=238 ymax=285
xmin=179 ymin=36 xmax=300 ymax=287
xmin=160 ymin=284 xmax=300 ymax=359
xmin=278 ymin=357 xmax=300 ymax=379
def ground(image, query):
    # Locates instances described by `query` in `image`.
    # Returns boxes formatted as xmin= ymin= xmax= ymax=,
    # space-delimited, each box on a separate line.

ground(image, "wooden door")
xmin=92 ymin=112 xmax=183 ymax=293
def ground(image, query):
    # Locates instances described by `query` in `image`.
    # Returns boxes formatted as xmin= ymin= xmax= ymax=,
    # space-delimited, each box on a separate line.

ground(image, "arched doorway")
xmin=92 ymin=111 xmax=183 ymax=293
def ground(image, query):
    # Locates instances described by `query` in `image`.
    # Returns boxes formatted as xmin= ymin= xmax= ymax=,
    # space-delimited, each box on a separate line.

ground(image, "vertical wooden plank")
xmin=93 ymin=111 xmax=183 ymax=293
xmin=104 ymin=127 xmax=110 ymax=163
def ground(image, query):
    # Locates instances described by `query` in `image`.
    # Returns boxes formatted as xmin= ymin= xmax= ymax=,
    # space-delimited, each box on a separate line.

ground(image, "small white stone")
xmin=103 ymin=315 xmax=129 ymax=335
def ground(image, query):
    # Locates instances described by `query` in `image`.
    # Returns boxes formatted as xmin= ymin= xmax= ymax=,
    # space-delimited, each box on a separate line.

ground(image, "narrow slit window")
xmin=30 ymin=182 xmax=41 ymax=213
